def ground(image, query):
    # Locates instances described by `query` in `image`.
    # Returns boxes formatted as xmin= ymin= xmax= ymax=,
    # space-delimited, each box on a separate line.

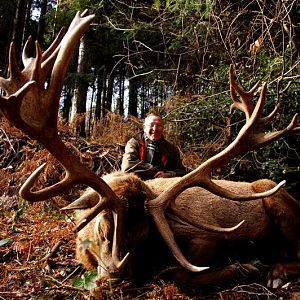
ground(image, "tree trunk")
xmin=128 ymin=77 xmax=138 ymax=117
xmin=105 ymin=69 xmax=114 ymax=113
xmin=95 ymin=73 xmax=103 ymax=120
xmin=285 ymin=2 xmax=300 ymax=62
xmin=12 ymin=0 xmax=29 ymax=64
xmin=21 ymin=0 xmax=31 ymax=51
xmin=101 ymin=67 xmax=107 ymax=117
xmin=0 ymin=0 xmax=16 ymax=76
xmin=70 ymin=37 xmax=89 ymax=137
xmin=62 ymin=86 xmax=72 ymax=122
xmin=118 ymin=66 xmax=125 ymax=116
xmin=36 ymin=0 xmax=47 ymax=48
xmin=140 ymin=83 xmax=146 ymax=117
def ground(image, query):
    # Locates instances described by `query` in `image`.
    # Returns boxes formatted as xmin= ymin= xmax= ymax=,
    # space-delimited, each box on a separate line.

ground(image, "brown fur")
xmin=76 ymin=173 xmax=300 ymax=288
xmin=76 ymin=172 xmax=153 ymax=277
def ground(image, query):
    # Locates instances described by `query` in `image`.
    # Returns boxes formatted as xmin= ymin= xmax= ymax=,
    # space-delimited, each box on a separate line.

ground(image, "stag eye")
xmin=99 ymin=232 xmax=106 ymax=242
xmin=0 ymin=88 xmax=6 ymax=96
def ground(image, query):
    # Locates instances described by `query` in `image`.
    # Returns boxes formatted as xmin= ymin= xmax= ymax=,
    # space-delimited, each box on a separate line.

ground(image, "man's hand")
xmin=154 ymin=171 xmax=173 ymax=178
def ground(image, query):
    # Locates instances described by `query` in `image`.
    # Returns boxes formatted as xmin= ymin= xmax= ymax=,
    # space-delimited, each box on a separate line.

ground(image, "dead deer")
xmin=0 ymin=10 xmax=300 ymax=290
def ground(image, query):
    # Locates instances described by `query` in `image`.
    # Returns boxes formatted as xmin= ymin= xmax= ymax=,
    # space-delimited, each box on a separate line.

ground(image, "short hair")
xmin=144 ymin=112 xmax=164 ymax=124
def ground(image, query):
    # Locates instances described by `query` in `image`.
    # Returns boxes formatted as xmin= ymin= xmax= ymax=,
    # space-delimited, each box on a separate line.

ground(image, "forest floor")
xmin=1 ymin=200 xmax=300 ymax=300
xmin=1 ymin=117 xmax=300 ymax=299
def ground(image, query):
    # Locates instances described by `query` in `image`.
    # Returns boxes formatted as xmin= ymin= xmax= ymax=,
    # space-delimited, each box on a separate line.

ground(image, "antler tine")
xmin=238 ymin=82 xmax=299 ymax=149
xmin=0 ymin=42 xmax=21 ymax=93
xmin=22 ymin=28 xmax=65 ymax=83
xmin=229 ymin=64 xmax=260 ymax=120
xmin=19 ymin=163 xmax=75 ymax=202
xmin=8 ymin=42 xmax=22 ymax=81
xmin=260 ymin=103 xmax=280 ymax=126
xmin=41 ymin=27 xmax=65 ymax=62
xmin=40 ymin=29 xmax=66 ymax=82
xmin=112 ymin=213 xmax=131 ymax=270
xmin=22 ymin=36 xmax=35 ymax=68
xmin=47 ymin=12 xmax=95 ymax=117
xmin=151 ymin=209 xmax=209 ymax=272
xmin=30 ymin=41 xmax=43 ymax=85
xmin=258 ymin=113 xmax=299 ymax=145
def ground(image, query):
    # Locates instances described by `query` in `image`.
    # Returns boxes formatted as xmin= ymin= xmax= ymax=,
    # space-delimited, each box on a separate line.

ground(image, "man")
xmin=121 ymin=112 xmax=187 ymax=180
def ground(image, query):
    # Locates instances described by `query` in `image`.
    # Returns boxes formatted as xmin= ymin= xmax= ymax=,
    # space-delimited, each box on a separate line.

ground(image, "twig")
xmin=26 ymin=240 xmax=32 ymax=262
xmin=0 ymin=128 xmax=16 ymax=153
xmin=0 ymin=292 xmax=31 ymax=298
xmin=44 ymin=275 xmax=84 ymax=291
xmin=220 ymin=282 xmax=277 ymax=298
xmin=104 ymin=16 xmax=135 ymax=31
xmin=61 ymin=266 xmax=82 ymax=283
xmin=42 ymin=239 xmax=65 ymax=261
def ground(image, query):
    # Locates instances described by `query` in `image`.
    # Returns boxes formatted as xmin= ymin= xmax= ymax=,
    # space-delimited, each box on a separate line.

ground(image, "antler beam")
xmin=145 ymin=64 xmax=299 ymax=271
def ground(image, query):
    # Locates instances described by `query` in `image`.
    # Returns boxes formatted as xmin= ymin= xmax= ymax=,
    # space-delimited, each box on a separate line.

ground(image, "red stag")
xmin=0 ymin=10 xmax=300 ymax=290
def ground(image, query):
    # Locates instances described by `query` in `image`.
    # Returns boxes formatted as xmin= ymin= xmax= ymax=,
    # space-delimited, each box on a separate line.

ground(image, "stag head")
xmin=0 ymin=9 xmax=299 ymax=276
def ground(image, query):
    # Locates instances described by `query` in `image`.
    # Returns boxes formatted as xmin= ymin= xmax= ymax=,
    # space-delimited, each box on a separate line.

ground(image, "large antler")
xmin=0 ymin=10 xmax=130 ymax=270
xmin=145 ymin=64 xmax=299 ymax=272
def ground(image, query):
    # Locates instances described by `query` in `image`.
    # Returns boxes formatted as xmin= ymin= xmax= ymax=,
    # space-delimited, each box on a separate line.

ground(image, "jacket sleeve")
xmin=121 ymin=138 xmax=157 ymax=179
xmin=169 ymin=144 xmax=187 ymax=177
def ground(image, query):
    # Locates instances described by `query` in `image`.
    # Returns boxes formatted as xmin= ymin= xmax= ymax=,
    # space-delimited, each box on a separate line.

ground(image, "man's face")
xmin=144 ymin=115 xmax=164 ymax=141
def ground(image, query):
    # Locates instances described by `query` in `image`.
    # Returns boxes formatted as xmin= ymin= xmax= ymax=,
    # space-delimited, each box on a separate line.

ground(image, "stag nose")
xmin=98 ymin=265 xmax=127 ymax=282
xmin=98 ymin=276 xmax=133 ymax=293
xmin=108 ymin=277 xmax=122 ymax=285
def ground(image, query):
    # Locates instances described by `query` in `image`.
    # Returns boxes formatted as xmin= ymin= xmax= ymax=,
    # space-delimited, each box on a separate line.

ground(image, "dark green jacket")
xmin=121 ymin=132 xmax=187 ymax=179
